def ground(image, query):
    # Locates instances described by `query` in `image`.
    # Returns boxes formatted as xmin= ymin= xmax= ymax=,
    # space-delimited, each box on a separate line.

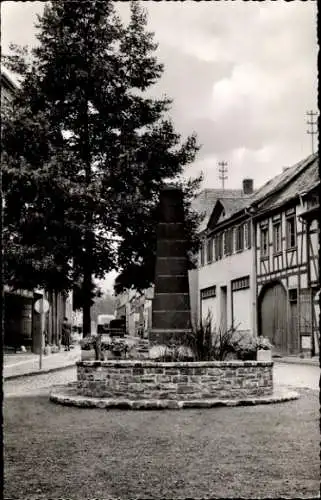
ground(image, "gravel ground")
xmin=3 ymin=367 xmax=319 ymax=500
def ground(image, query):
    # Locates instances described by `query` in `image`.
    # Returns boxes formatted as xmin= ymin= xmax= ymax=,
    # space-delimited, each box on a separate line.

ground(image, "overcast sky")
xmin=1 ymin=0 xmax=318 ymax=292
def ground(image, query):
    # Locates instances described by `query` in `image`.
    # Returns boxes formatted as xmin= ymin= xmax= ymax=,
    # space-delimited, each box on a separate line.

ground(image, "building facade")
xmin=254 ymin=154 xmax=319 ymax=355
xmin=198 ymin=181 xmax=255 ymax=335
xmin=197 ymin=153 xmax=319 ymax=356
xmin=115 ymin=287 xmax=154 ymax=337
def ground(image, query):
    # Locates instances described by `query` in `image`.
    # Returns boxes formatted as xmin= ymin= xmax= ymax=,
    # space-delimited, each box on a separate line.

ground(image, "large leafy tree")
xmin=2 ymin=1 xmax=201 ymax=334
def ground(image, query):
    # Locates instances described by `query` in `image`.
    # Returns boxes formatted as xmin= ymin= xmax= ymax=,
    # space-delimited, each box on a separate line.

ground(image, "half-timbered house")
xmin=197 ymin=152 xmax=319 ymax=357
xmin=253 ymin=153 xmax=319 ymax=355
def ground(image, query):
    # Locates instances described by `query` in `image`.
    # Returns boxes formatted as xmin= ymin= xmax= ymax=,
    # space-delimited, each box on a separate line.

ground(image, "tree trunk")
xmin=54 ymin=290 xmax=58 ymax=345
xmin=82 ymin=266 xmax=92 ymax=337
xmin=81 ymin=25 xmax=93 ymax=338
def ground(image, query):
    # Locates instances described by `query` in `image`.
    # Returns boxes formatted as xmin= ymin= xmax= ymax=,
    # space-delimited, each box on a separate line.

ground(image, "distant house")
xmin=198 ymin=153 xmax=319 ymax=356
xmin=197 ymin=180 xmax=255 ymax=335
xmin=1 ymin=69 xmax=73 ymax=352
xmin=114 ymin=286 xmax=154 ymax=337
xmin=189 ymin=186 xmax=254 ymax=327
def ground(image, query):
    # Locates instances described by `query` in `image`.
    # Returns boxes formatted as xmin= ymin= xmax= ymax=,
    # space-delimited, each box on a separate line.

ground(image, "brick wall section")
xmin=77 ymin=361 xmax=273 ymax=400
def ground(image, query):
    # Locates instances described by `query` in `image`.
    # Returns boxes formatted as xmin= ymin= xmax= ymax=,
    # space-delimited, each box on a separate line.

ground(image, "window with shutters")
xmin=224 ymin=229 xmax=233 ymax=256
xmin=260 ymin=226 xmax=269 ymax=258
xmin=244 ymin=221 xmax=252 ymax=249
xmin=273 ymin=222 xmax=282 ymax=254
xmin=215 ymin=233 xmax=223 ymax=260
xmin=286 ymin=215 xmax=296 ymax=249
xmin=207 ymin=237 xmax=213 ymax=263
xmin=235 ymin=224 xmax=244 ymax=252
xmin=200 ymin=241 xmax=205 ymax=266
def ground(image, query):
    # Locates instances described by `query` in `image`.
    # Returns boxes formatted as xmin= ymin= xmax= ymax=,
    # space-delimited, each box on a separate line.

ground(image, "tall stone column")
xmin=149 ymin=185 xmax=192 ymax=346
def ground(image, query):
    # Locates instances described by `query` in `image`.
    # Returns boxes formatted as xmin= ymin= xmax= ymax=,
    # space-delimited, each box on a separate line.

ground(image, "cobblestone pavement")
xmin=4 ymin=366 xmax=77 ymax=398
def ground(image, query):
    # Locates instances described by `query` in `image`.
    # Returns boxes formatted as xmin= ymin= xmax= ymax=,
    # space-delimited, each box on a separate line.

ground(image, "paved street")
xmin=4 ymin=366 xmax=77 ymax=398
xmin=273 ymin=362 xmax=319 ymax=391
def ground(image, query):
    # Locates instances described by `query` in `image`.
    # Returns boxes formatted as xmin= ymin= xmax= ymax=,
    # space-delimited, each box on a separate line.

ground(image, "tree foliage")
xmin=2 ymin=1 xmax=201 ymax=327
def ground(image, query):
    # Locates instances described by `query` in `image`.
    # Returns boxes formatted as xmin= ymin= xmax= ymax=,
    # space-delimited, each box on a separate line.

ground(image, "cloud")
xmin=1 ymin=0 xmax=317 ymax=191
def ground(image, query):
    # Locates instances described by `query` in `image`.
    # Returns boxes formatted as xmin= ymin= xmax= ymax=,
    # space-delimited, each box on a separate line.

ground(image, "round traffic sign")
xmin=34 ymin=298 xmax=50 ymax=314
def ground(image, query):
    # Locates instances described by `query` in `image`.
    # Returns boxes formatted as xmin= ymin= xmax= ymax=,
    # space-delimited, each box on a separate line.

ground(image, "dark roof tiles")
xmin=192 ymin=188 xmax=251 ymax=231
xmin=197 ymin=152 xmax=319 ymax=232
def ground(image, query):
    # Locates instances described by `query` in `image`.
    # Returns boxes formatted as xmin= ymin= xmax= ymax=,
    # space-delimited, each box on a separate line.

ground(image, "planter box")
xmin=81 ymin=349 xmax=96 ymax=361
xmin=257 ymin=349 xmax=272 ymax=362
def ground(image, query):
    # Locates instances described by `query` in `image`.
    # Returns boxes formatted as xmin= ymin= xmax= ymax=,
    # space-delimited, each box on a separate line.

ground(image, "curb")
xmin=274 ymin=357 xmax=320 ymax=367
xmin=4 ymin=362 xmax=78 ymax=381
xmin=50 ymin=383 xmax=300 ymax=410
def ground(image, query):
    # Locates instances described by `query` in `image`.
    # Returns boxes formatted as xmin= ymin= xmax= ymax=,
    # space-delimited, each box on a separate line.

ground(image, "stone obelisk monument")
xmin=149 ymin=185 xmax=192 ymax=347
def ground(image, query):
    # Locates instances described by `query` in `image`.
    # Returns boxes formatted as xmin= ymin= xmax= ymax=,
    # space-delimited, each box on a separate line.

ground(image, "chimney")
xmin=243 ymin=178 xmax=254 ymax=195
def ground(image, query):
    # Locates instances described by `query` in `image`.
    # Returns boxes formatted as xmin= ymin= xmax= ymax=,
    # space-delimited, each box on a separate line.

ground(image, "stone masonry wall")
xmin=77 ymin=361 xmax=273 ymax=400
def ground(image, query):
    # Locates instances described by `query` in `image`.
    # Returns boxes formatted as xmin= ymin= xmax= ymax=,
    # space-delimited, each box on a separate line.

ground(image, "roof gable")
xmin=206 ymin=197 xmax=251 ymax=232
xmin=207 ymin=200 xmax=225 ymax=230
xmin=192 ymin=188 xmax=247 ymax=232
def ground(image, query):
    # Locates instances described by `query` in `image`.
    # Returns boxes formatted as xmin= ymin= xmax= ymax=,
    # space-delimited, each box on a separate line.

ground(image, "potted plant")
xmin=80 ymin=336 xmax=97 ymax=360
xmin=256 ymin=336 xmax=273 ymax=362
xmin=109 ymin=338 xmax=129 ymax=359
xmin=230 ymin=331 xmax=257 ymax=361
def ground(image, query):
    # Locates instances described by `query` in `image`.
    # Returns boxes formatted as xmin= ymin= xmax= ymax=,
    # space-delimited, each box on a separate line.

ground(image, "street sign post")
xmin=34 ymin=298 xmax=50 ymax=370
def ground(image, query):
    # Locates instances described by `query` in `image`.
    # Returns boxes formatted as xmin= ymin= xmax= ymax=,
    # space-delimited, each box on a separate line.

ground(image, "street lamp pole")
xmin=39 ymin=297 xmax=44 ymax=370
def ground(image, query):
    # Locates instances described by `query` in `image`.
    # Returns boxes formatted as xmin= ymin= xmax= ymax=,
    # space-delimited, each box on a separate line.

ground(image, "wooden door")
xmin=289 ymin=301 xmax=299 ymax=354
xmin=259 ymin=283 xmax=288 ymax=353
xmin=312 ymin=290 xmax=320 ymax=355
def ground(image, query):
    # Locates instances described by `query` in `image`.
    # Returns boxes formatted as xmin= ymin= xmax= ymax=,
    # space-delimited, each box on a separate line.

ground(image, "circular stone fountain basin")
xmin=50 ymin=359 xmax=299 ymax=409
xmin=75 ymin=360 xmax=274 ymax=400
